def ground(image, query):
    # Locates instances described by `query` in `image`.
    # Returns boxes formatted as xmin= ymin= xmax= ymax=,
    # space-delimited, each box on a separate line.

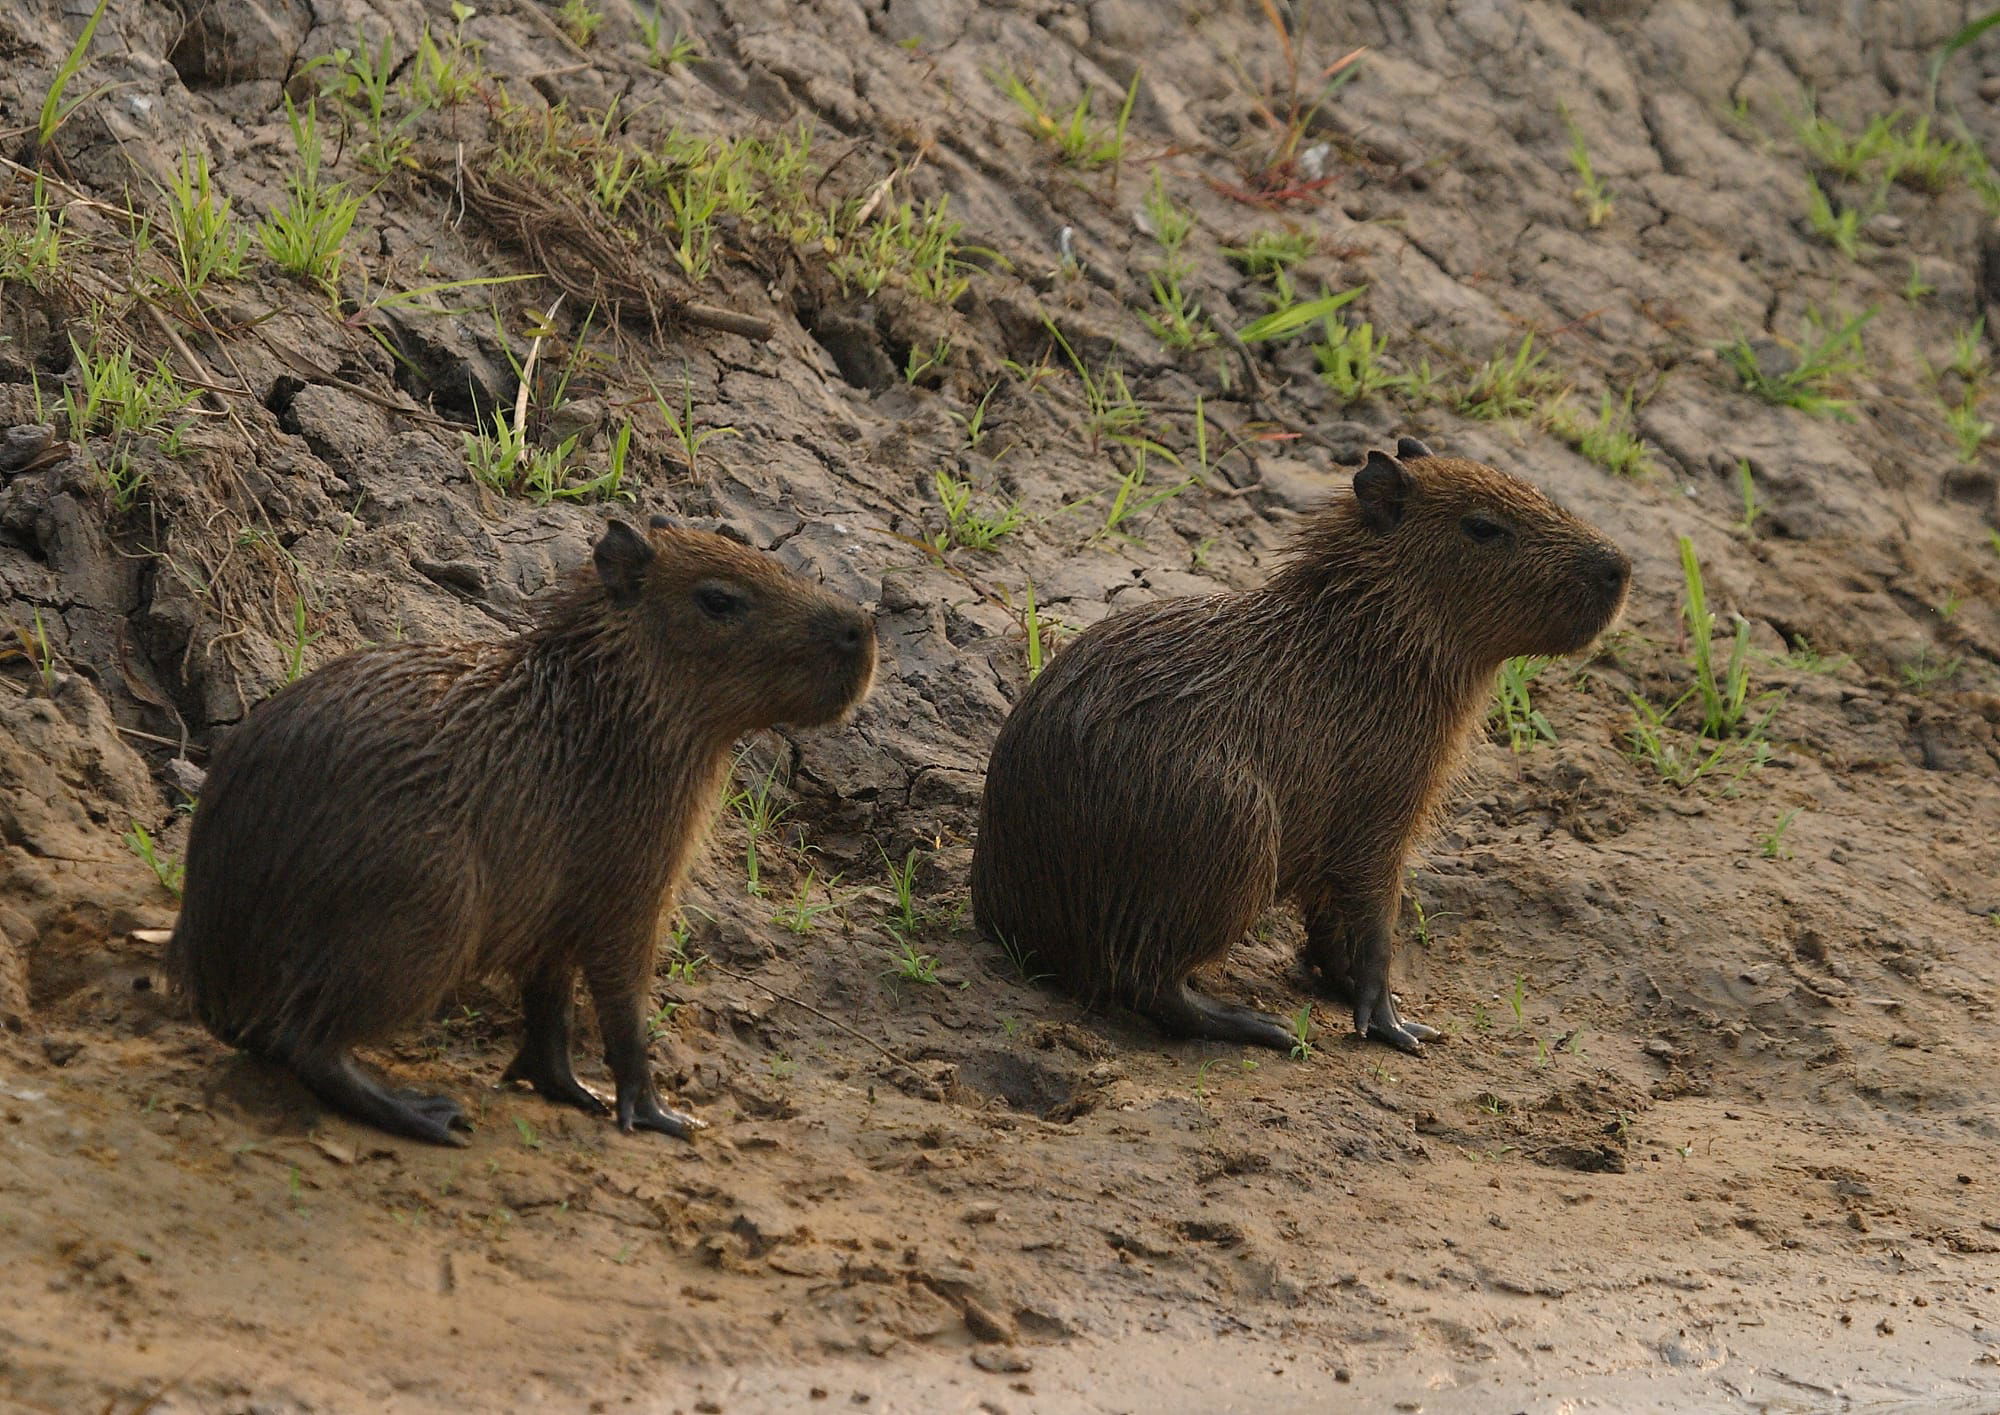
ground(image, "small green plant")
xmin=30 ymin=0 xmax=112 ymax=160
xmin=887 ymin=937 xmax=941 ymax=985
xmin=283 ymin=594 xmax=321 ymax=683
xmin=1550 ymin=389 xmax=1654 ymax=476
xmin=1288 ymin=1005 xmax=1314 ymax=1062
xmin=1505 ymin=975 xmax=1528 ymax=1028
xmin=62 ymin=340 xmax=198 ymax=510
xmin=1457 ymin=333 xmax=1563 ymax=421
xmin=1899 ymin=648 xmax=1963 ymax=694
xmin=650 ymin=374 xmax=739 ymax=474
xmin=1236 ymin=286 xmax=1364 ymax=345
xmin=638 ymin=14 xmax=701 ymax=69
xmin=829 ymin=196 xmax=972 ymax=304
xmin=1904 ymin=260 xmax=1936 ymax=301
xmin=123 ymin=821 xmax=184 ymax=897
xmin=931 ymin=469 xmax=1023 ymax=553
xmin=1039 ymin=314 xmax=1153 ymax=452
xmin=513 ymin=1115 xmax=541 ymax=1149
xmin=766 ymin=1053 xmax=798 ymax=1081
xmin=461 ymin=413 xmax=586 ymax=504
xmin=1022 ymin=580 xmax=1047 ymax=679
xmin=558 ymin=0 xmax=603 ymax=46
xmin=1772 ymin=637 xmax=1849 ymax=675
xmin=1792 ymin=102 xmax=1894 ymax=181
xmin=1734 ymin=459 xmax=1762 ymax=536
xmin=728 ymin=755 xmax=790 ymax=897
xmin=1882 ymin=113 xmax=1971 ymax=193
xmin=995 ymin=67 xmax=1141 ymax=169
xmin=258 ymin=100 xmax=363 ymax=291
xmin=1803 ymin=174 xmax=1870 ymax=259
xmin=1624 ymin=694 xmax=1738 ymax=788
xmin=1405 ymin=882 xmax=1454 ymax=948
xmin=1137 ymin=172 xmax=1213 ymax=352
xmin=1720 ymin=306 xmax=1872 ymax=419
xmin=1947 ymin=318 xmax=1989 ymax=381
xmin=0 ymin=182 xmax=65 ymax=288
xmin=321 ymin=26 xmax=417 ymax=174
xmin=1561 ymin=105 xmax=1614 ymax=227
xmin=10 ymin=610 xmax=59 ymax=695
xmin=881 ymin=846 xmax=925 ymax=939
xmin=955 ymin=382 xmax=1000 ymax=451
xmin=1947 ymin=393 xmax=1992 ymax=460
xmin=1094 ymin=448 xmax=1195 ymax=544
xmin=406 ymin=16 xmax=483 ymax=109
xmin=1680 ymin=536 xmax=1769 ymax=738
xmin=1315 ymin=319 xmax=1396 ymax=402
xmin=1758 ymin=808 xmax=1800 ymax=860
xmin=644 ymin=1001 xmax=680 ymax=1040
xmin=1223 ymin=228 xmax=1315 ymax=276
xmin=994 ymin=930 xmax=1050 ymax=984
xmin=904 ymin=337 xmax=951 ymax=384
xmin=1491 ymin=655 xmax=1557 ymax=754
xmin=159 ymin=150 xmax=249 ymax=298
xmin=776 ymin=868 xmax=844 ymax=936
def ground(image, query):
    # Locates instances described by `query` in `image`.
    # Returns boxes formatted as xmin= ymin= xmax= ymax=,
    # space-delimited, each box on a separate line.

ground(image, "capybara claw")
xmin=1354 ymin=992 xmax=1433 ymax=1054
xmin=617 ymin=1089 xmax=704 ymax=1139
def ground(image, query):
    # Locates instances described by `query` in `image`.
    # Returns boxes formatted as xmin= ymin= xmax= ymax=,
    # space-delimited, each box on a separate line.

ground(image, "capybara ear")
xmin=1354 ymin=450 xmax=1414 ymax=532
xmin=647 ymin=513 xmax=677 ymax=530
xmin=594 ymin=520 xmax=656 ymax=603
xmin=1395 ymin=436 xmax=1434 ymax=461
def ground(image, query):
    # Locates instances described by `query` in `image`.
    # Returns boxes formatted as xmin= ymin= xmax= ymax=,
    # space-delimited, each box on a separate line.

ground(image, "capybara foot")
xmin=292 ymin=1050 xmax=470 ymax=1147
xmin=500 ymin=1050 xmax=610 ymax=1117
xmin=1351 ymin=986 xmax=1438 ymax=1054
xmin=395 ymin=1088 xmax=472 ymax=1131
xmin=616 ymin=1083 xmax=705 ymax=1139
xmin=1146 ymin=983 xmax=1299 ymax=1051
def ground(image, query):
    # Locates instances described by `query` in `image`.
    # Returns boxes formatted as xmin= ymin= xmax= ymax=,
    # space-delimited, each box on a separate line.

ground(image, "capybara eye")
xmin=1460 ymin=514 xmax=1510 ymax=546
xmin=694 ymin=584 xmax=746 ymax=620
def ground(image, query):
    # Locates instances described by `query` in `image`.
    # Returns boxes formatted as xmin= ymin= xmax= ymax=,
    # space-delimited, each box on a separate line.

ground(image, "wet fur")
xmin=971 ymin=449 xmax=1630 ymax=1050
xmin=167 ymin=523 xmax=876 ymax=1141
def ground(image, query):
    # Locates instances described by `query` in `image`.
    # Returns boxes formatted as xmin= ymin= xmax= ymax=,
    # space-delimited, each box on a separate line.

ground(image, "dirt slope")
xmin=5 ymin=0 xmax=2000 ymax=1410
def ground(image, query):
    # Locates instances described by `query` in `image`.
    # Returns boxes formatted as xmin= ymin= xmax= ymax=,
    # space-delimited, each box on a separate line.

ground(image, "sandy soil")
xmin=5 ymin=0 xmax=2000 ymax=1411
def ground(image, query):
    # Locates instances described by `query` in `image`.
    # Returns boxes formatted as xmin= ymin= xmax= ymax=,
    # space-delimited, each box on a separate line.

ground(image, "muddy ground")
xmin=4 ymin=0 xmax=2000 ymax=1410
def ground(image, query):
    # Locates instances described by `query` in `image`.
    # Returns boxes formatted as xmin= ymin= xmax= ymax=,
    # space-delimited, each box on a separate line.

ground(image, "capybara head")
xmin=589 ymin=517 xmax=876 ymax=731
xmin=1332 ymin=441 xmax=1630 ymax=665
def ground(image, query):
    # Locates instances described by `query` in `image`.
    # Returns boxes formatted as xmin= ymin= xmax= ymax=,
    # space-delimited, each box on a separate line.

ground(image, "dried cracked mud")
xmin=5 ymin=0 xmax=2000 ymax=1411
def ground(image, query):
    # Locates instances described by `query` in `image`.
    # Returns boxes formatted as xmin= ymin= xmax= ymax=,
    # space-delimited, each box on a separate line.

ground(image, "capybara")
xmin=971 ymin=439 xmax=1629 ymax=1053
xmin=168 ymin=518 xmax=876 ymax=1143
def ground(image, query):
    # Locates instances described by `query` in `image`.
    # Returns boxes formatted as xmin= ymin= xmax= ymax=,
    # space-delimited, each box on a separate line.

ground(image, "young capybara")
xmin=971 ymin=439 xmax=1630 ymax=1054
xmin=167 ymin=518 xmax=876 ymax=1145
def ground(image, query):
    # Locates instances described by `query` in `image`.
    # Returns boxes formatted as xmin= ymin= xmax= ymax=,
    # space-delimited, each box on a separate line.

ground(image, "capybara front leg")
xmin=1343 ymin=909 xmax=1439 ymax=1054
xmin=501 ymin=961 xmax=608 ymax=1116
xmin=586 ymin=955 xmax=705 ymax=1140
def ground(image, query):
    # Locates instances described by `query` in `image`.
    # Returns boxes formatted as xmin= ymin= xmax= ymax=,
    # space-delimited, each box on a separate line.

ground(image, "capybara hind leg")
xmin=587 ymin=964 xmax=705 ymax=1139
xmin=500 ymin=963 xmax=608 ymax=1116
xmin=1143 ymin=982 xmax=1298 ymax=1051
xmin=290 ymin=1049 xmax=470 ymax=1146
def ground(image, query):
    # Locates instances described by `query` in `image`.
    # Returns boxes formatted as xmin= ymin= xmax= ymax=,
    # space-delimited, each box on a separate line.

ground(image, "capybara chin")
xmin=971 ymin=439 xmax=1629 ymax=1054
xmin=167 ymin=518 xmax=877 ymax=1145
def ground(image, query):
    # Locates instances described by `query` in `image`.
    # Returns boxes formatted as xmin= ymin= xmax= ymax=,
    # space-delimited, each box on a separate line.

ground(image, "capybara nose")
xmin=824 ymin=608 xmax=871 ymax=657
xmin=1593 ymin=548 xmax=1631 ymax=598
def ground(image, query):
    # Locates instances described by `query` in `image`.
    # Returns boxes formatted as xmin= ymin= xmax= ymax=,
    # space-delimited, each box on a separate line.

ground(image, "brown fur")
xmin=970 ymin=443 xmax=1630 ymax=1053
xmin=166 ymin=520 xmax=876 ymax=1144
